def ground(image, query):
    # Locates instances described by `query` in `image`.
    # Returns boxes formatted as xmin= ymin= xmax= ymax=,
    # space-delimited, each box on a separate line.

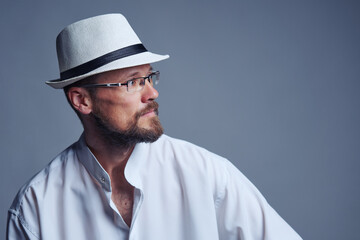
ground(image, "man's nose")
xmin=141 ymin=81 xmax=159 ymax=102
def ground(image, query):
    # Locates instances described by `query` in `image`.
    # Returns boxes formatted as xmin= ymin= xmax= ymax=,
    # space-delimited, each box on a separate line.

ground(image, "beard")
xmin=91 ymin=101 xmax=163 ymax=148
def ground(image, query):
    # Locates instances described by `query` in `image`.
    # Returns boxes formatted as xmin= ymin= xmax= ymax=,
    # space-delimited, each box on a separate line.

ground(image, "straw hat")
xmin=46 ymin=13 xmax=169 ymax=89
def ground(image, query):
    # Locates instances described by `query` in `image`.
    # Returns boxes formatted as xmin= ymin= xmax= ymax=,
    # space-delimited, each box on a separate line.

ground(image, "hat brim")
xmin=46 ymin=51 xmax=169 ymax=89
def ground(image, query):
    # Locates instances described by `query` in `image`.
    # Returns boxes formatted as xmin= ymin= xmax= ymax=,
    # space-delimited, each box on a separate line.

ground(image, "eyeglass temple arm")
xmin=82 ymin=83 xmax=125 ymax=88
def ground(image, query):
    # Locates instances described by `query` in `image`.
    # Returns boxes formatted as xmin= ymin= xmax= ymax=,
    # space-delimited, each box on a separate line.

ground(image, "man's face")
xmin=88 ymin=64 xmax=163 ymax=147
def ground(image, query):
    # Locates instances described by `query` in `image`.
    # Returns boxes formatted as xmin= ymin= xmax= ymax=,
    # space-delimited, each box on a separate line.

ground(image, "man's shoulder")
xmin=146 ymin=134 xmax=234 ymax=200
xmin=9 ymin=141 xmax=79 ymax=213
xmin=151 ymin=134 xmax=230 ymax=171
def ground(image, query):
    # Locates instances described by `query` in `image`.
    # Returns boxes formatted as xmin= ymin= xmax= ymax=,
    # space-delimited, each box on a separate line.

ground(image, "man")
xmin=7 ymin=14 xmax=302 ymax=239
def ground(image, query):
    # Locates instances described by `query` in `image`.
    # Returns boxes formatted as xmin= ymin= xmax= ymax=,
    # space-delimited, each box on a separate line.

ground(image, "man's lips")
xmin=141 ymin=108 xmax=157 ymax=117
xmin=137 ymin=101 xmax=159 ymax=119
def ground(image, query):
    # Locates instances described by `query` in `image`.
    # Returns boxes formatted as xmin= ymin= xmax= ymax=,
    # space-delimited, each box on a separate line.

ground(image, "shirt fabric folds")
xmin=7 ymin=134 xmax=302 ymax=240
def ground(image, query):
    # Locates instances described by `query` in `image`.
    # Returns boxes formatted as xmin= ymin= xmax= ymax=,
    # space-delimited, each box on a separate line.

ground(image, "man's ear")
xmin=67 ymin=87 xmax=93 ymax=115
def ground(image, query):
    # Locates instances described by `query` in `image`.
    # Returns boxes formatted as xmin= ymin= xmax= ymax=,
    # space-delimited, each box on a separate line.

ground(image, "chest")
xmin=111 ymin=186 xmax=134 ymax=226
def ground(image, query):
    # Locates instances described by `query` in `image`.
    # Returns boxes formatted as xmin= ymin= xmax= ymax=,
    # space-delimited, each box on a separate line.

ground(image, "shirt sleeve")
xmin=6 ymin=209 xmax=39 ymax=240
xmin=215 ymin=160 xmax=302 ymax=240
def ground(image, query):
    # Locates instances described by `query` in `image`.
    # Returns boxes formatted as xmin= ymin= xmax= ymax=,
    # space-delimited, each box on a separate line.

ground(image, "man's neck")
xmin=84 ymin=130 xmax=135 ymax=174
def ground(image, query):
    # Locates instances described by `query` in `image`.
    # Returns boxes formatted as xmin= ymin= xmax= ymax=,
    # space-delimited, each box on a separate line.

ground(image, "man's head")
xmin=46 ymin=14 xmax=169 ymax=146
xmin=66 ymin=64 xmax=163 ymax=147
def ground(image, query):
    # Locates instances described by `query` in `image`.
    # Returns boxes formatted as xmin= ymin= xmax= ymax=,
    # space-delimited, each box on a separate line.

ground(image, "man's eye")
xmin=127 ymin=79 xmax=138 ymax=86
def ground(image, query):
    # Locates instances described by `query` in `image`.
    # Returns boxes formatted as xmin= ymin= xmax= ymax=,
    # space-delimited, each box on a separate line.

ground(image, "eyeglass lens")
xmin=127 ymin=72 xmax=160 ymax=92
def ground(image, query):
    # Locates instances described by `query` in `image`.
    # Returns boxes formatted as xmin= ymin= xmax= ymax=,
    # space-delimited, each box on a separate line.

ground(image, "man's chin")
xmin=138 ymin=116 xmax=160 ymax=130
xmin=138 ymin=117 xmax=164 ymax=142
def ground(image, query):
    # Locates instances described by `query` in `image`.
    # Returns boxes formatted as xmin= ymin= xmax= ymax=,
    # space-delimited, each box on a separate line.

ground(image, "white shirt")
xmin=7 ymin=134 xmax=302 ymax=240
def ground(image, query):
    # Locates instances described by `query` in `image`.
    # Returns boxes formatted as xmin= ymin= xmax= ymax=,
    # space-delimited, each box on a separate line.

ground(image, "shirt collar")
xmin=75 ymin=134 xmax=112 ymax=192
xmin=75 ymin=133 xmax=149 ymax=191
xmin=124 ymin=141 xmax=149 ymax=188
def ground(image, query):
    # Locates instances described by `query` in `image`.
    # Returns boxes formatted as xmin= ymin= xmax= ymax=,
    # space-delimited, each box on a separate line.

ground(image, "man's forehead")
xmin=124 ymin=64 xmax=153 ymax=77
xmin=96 ymin=64 xmax=152 ymax=82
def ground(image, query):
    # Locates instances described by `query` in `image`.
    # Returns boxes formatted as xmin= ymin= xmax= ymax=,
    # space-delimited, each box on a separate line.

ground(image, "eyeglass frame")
xmin=80 ymin=71 xmax=160 ymax=92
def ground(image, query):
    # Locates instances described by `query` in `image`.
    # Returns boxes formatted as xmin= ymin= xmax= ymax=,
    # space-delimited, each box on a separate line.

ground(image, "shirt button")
xmin=100 ymin=177 xmax=106 ymax=183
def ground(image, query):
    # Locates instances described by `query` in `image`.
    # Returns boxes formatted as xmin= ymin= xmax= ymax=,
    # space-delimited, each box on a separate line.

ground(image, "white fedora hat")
xmin=46 ymin=13 xmax=169 ymax=89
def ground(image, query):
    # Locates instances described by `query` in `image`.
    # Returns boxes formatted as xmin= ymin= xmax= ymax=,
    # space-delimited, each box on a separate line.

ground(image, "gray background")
xmin=0 ymin=0 xmax=359 ymax=239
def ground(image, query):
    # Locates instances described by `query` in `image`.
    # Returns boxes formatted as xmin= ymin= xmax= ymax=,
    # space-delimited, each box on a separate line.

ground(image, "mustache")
xmin=135 ymin=101 xmax=159 ymax=119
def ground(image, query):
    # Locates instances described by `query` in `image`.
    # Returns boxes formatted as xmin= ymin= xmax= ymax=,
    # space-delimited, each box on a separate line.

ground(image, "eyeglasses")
xmin=81 ymin=71 xmax=160 ymax=93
